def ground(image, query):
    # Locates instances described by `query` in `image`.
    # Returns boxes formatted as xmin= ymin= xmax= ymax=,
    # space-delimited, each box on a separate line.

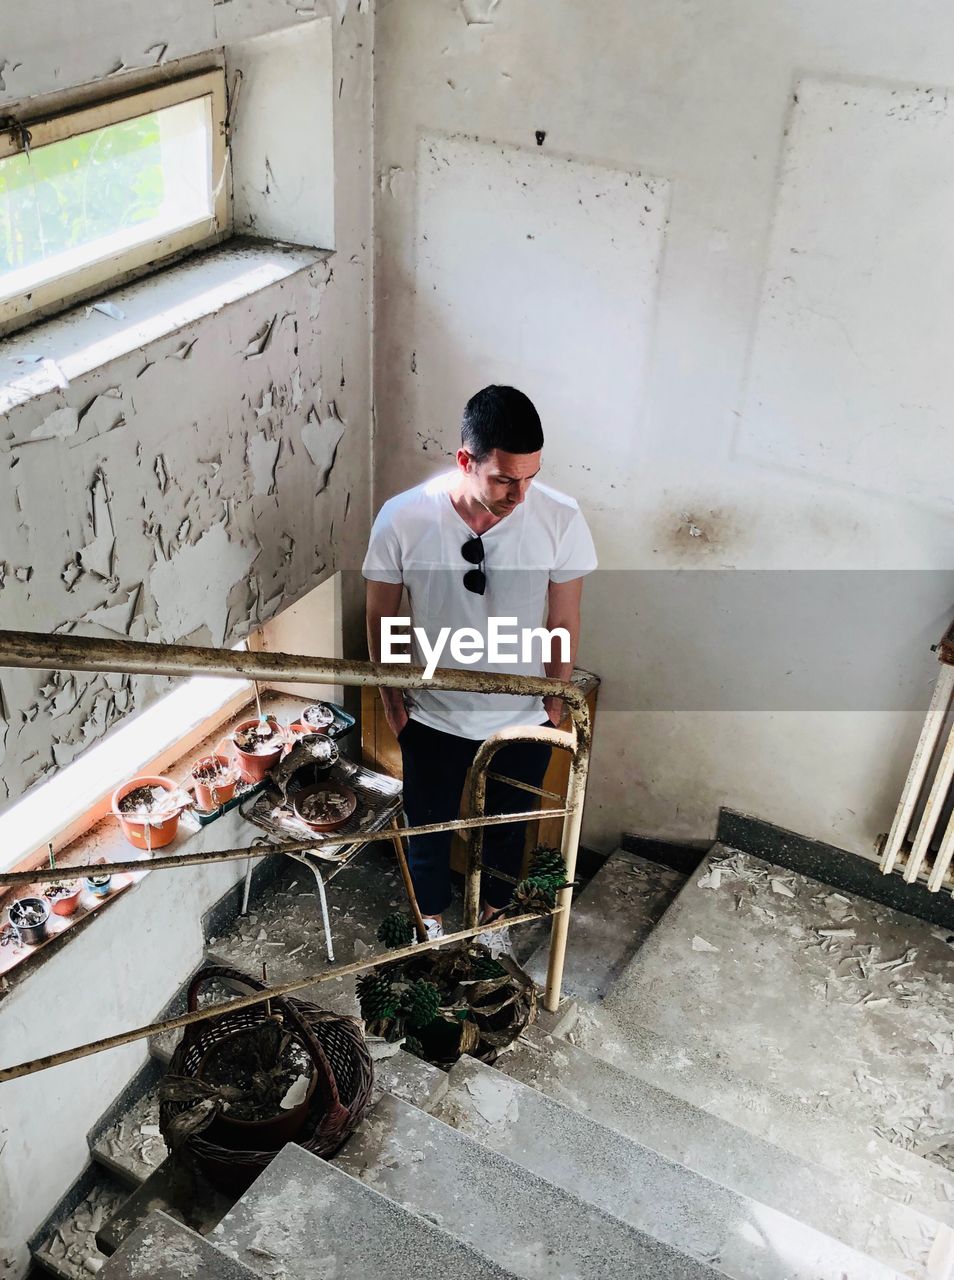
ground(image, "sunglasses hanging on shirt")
xmin=461 ymin=534 xmax=486 ymax=595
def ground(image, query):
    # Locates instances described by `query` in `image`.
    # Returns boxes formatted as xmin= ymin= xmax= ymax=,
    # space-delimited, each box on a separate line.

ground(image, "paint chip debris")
xmin=692 ymin=935 xmax=720 ymax=953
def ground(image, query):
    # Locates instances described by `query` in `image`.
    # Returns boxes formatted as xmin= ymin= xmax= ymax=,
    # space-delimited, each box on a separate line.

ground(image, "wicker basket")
xmin=159 ymin=965 xmax=374 ymax=1193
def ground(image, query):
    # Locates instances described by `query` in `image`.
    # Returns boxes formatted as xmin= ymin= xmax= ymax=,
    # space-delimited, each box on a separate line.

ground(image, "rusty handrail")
xmin=0 ymin=629 xmax=592 ymax=1076
xmin=465 ymin=723 xmax=589 ymax=1013
xmin=0 ymin=910 xmax=558 ymax=1083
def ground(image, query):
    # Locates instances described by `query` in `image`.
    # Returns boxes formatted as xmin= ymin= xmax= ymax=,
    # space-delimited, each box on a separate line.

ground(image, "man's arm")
xmin=366 ymin=579 xmax=410 ymax=738
xmin=543 ymin=576 xmax=584 ymax=726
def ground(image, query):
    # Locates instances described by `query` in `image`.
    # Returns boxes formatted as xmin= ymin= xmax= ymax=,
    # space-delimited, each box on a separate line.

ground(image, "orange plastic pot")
xmin=191 ymin=753 xmax=238 ymax=812
xmin=231 ymin=718 xmax=285 ymax=783
xmin=47 ymin=881 xmax=83 ymax=917
xmin=112 ymin=776 xmax=183 ymax=850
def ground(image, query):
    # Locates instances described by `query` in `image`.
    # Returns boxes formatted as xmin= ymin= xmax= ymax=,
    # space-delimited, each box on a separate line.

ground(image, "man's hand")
xmin=544 ymin=578 xmax=584 ymax=727
xmin=543 ymin=695 xmax=563 ymax=727
xmin=367 ymin=579 xmax=411 ymax=742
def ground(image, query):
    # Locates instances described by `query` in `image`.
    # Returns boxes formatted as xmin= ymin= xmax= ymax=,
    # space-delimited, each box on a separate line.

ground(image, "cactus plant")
xmin=399 ymin=978 xmax=442 ymax=1030
xmin=528 ymin=846 xmax=566 ymax=885
xmin=376 ymin=911 xmax=415 ymax=948
xmin=356 ymin=972 xmax=399 ymax=1022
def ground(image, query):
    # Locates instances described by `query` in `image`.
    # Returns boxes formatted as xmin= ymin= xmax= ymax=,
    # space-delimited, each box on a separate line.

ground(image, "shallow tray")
xmin=191 ymin=776 xmax=267 ymax=827
xmin=241 ymin=758 xmax=402 ymax=861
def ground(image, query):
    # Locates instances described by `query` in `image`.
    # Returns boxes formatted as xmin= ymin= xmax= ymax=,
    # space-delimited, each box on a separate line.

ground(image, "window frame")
xmin=0 ymin=68 xmax=230 ymax=335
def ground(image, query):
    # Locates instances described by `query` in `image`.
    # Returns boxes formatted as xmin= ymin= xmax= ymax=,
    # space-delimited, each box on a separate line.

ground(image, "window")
xmin=0 ymin=70 xmax=229 ymax=334
xmin=0 ymin=652 xmax=251 ymax=878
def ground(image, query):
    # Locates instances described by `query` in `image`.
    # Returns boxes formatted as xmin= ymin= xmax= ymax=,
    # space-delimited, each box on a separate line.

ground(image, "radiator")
xmin=881 ymin=619 xmax=954 ymax=892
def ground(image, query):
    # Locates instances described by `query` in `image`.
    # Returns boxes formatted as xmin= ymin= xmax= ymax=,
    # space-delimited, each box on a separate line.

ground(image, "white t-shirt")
xmin=362 ymin=471 xmax=598 ymax=740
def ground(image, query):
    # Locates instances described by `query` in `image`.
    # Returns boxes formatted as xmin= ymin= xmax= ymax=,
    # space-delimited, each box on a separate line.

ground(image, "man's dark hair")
xmin=461 ymin=385 xmax=544 ymax=462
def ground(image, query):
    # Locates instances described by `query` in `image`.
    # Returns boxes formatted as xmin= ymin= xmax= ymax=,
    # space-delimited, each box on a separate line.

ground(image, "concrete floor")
xmin=603 ymin=846 xmax=954 ymax=1170
xmin=207 ymin=840 xmax=551 ymax=1020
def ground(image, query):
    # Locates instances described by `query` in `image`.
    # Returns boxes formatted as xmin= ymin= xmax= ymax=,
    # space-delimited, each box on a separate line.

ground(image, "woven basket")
xmin=159 ymin=965 xmax=374 ymax=1192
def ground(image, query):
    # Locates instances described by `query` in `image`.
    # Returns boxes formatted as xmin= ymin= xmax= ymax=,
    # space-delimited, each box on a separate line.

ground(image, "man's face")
xmin=458 ymin=447 xmax=542 ymax=518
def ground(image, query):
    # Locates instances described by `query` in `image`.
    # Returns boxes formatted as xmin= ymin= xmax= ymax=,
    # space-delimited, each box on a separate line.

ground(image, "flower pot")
xmin=47 ymin=880 xmax=83 ymax=917
xmin=191 ymin=753 xmax=238 ymax=812
xmin=112 ymin=776 xmax=184 ymax=850
xmin=292 ymin=783 xmax=357 ymax=833
xmin=231 ymin=718 xmax=285 ymax=783
xmin=85 ymin=874 xmax=112 ymax=897
xmin=301 ymin=702 xmax=335 ymax=734
xmin=8 ymin=896 xmax=50 ymax=945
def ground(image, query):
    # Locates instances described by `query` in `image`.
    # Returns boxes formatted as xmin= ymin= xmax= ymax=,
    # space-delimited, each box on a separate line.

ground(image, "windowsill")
xmin=0 ymin=689 xmax=318 ymax=998
xmin=0 ymin=236 xmax=331 ymax=415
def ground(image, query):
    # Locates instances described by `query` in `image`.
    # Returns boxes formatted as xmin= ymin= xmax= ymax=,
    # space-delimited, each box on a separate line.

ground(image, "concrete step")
xmin=524 ymin=849 xmax=685 ymax=999
xmin=90 ymin=1086 xmax=167 ymax=1189
xmin=503 ymin=1024 xmax=939 ymax=1276
xmin=96 ymin=1155 xmax=233 ymax=1256
xmin=434 ymin=1055 xmax=908 ymax=1280
xmin=210 ymin=1142 xmax=518 ymax=1279
xmin=337 ymin=1090 xmax=729 ymax=1279
xmin=100 ymin=1210 xmax=257 ymax=1280
xmin=604 ymin=846 xmax=954 ymax=1153
xmin=565 ymin=1001 xmax=954 ymax=1225
xmin=33 ymin=1175 xmax=127 ymax=1280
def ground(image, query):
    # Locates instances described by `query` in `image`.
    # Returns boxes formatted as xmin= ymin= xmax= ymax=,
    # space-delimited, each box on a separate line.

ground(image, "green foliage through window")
xmin=0 ymin=114 xmax=165 ymax=273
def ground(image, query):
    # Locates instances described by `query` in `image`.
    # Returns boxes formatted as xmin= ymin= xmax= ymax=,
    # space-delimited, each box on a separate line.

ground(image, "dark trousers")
xmin=398 ymin=717 xmax=553 ymax=916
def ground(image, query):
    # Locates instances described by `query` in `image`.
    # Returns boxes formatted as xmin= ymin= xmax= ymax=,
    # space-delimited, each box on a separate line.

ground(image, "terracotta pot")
xmin=191 ymin=753 xmax=237 ymax=812
xmin=300 ymin=702 xmax=335 ymax=734
xmin=231 ymin=718 xmax=285 ymax=783
xmin=47 ymin=880 xmax=83 ymax=917
xmin=292 ymin=783 xmax=357 ymax=833
xmin=112 ymin=775 xmax=183 ymax=850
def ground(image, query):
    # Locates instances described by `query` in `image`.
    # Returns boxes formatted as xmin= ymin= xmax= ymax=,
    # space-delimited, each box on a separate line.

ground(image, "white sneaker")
xmin=422 ymin=916 xmax=444 ymax=941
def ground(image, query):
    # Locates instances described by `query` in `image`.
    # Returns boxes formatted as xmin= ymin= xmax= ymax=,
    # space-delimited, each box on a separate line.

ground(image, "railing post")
xmin=543 ymin=736 xmax=590 ymax=1012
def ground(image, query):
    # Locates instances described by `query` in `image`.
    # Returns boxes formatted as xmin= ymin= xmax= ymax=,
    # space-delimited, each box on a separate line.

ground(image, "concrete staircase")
xmin=48 ymin=841 xmax=954 ymax=1279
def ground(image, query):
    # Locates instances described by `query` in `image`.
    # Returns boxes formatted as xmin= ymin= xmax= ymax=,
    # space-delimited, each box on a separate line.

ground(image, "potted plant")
xmin=46 ymin=879 xmax=83 ymax=917
xmin=230 ymin=717 xmax=285 ymax=783
xmin=190 ymin=753 xmax=238 ymax=812
xmin=85 ymin=871 xmax=112 ymax=897
xmin=8 ymin=896 xmax=50 ymax=945
xmin=300 ymin=703 xmax=336 ymax=734
xmin=292 ymin=784 xmax=356 ymax=832
xmin=112 ymin=776 xmax=189 ymax=850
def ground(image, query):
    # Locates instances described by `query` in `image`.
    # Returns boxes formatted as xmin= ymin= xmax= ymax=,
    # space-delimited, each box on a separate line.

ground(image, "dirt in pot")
xmin=233 ymin=722 xmax=281 ymax=754
xmin=46 ymin=880 xmax=80 ymax=901
xmin=119 ymin=785 xmax=184 ymax=819
xmin=192 ymin=761 xmax=231 ymax=785
xmin=297 ymin=789 xmax=353 ymax=824
xmin=201 ymin=1021 xmax=313 ymax=1122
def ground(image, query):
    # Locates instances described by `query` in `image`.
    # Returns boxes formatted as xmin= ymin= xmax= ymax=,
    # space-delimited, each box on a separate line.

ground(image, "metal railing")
xmin=0 ymin=630 xmax=591 ymax=1083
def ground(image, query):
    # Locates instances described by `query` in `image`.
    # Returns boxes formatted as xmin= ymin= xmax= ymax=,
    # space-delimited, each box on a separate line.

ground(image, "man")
xmin=363 ymin=385 xmax=597 ymax=942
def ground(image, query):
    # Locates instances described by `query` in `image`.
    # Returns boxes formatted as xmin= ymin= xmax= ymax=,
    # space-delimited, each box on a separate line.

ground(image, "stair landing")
xmin=602 ymin=844 xmax=954 ymax=1169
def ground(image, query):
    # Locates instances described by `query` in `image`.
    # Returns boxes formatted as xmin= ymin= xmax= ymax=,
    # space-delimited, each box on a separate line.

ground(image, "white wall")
xmin=0 ymin=809 xmax=252 ymax=1279
xmin=372 ymin=0 xmax=954 ymax=857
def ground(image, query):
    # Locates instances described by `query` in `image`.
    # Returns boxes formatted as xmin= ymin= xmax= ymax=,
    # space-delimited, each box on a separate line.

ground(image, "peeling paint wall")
xmin=0 ymin=0 xmax=372 ymax=810
xmin=373 ymin=0 xmax=954 ymax=858
xmin=0 ymin=2 xmax=372 ymax=1272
